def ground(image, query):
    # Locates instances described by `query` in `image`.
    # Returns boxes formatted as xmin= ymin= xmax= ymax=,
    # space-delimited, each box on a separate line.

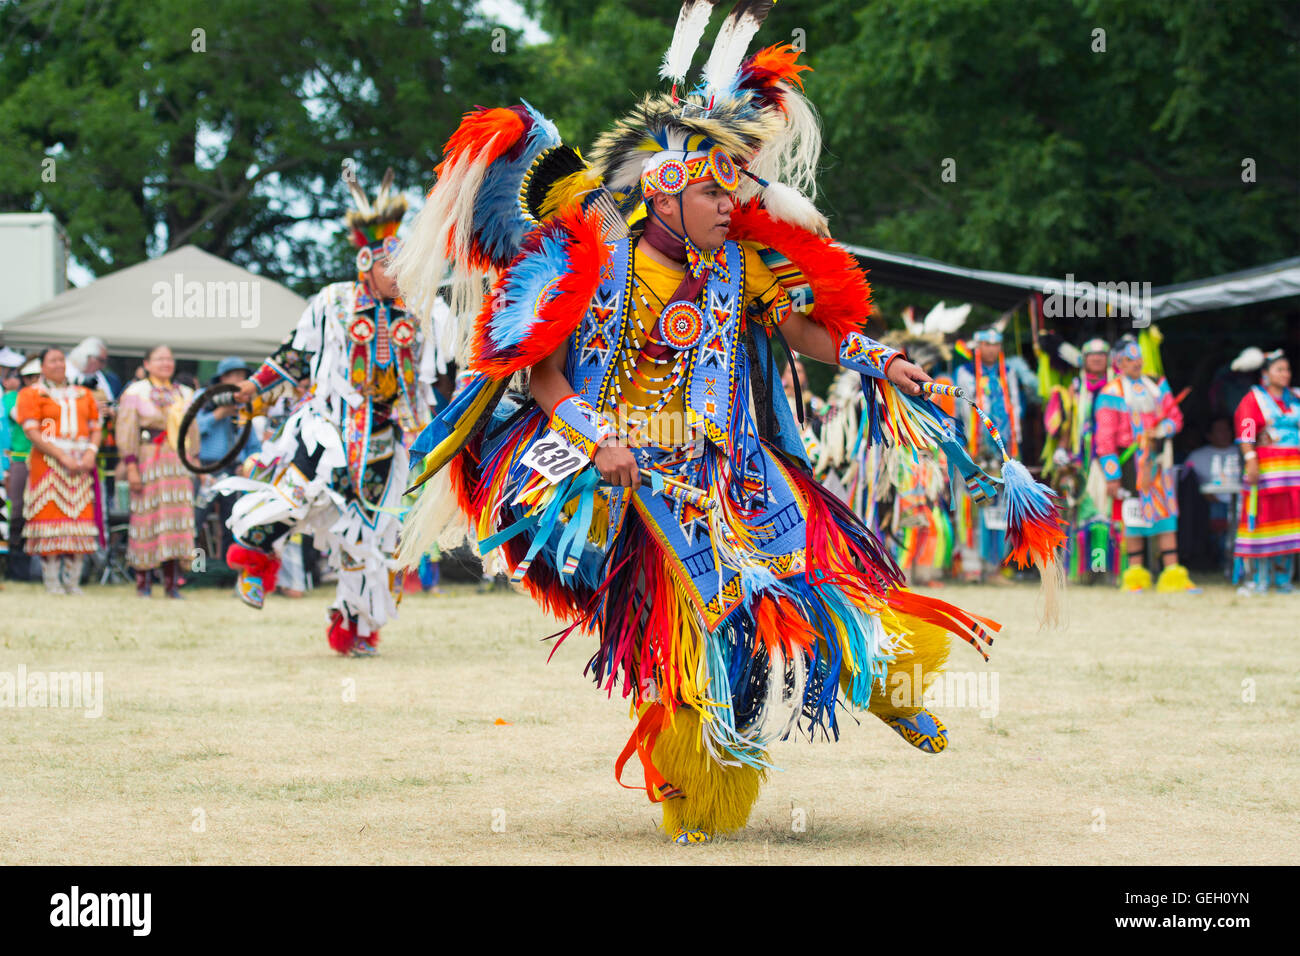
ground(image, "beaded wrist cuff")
xmin=550 ymin=394 xmax=615 ymax=460
xmin=838 ymin=331 xmax=902 ymax=380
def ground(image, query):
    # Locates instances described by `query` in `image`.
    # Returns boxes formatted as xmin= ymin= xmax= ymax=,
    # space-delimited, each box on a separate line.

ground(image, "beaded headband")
xmin=641 ymin=145 xmax=740 ymax=198
xmin=356 ymin=235 xmax=402 ymax=274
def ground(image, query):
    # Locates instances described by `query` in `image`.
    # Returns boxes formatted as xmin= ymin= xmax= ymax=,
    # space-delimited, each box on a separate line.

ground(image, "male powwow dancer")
xmin=955 ymin=327 xmax=1024 ymax=582
xmin=394 ymin=1 xmax=1066 ymax=842
xmin=1041 ymin=337 xmax=1116 ymax=582
xmin=214 ymin=171 xmax=433 ymax=656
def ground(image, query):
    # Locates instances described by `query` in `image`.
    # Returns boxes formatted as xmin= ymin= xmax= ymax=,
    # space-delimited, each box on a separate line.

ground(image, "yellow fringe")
xmin=653 ymin=707 xmax=767 ymax=836
xmin=860 ymin=612 xmax=953 ymax=719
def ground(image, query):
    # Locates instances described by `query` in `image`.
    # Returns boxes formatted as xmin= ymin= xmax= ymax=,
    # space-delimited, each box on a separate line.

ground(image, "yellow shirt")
xmin=613 ymin=242 xmax=799 ymax=446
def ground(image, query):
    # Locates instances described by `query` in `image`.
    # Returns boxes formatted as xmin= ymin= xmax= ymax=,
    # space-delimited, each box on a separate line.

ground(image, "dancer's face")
xmin=977 ymin=342 xmax=1001 ymax=365
xmin=368 ymin=258 xmax=400 ymax=300
xmin=1266 ymin=359 xmax=1291 ymax=390
xmin=656 ymin=180 xmax=735 ymax=253
xmin=1083 ymin=352 xmax=1108 ymax=375
xmin=1117 ymin=354 xmax=1143 ymax=379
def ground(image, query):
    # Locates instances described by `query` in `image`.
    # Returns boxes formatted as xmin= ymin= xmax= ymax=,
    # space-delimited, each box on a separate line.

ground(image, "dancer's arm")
xmin=531 ymin=343 xmax=639 ymax=487
xmin=234 ymin=294 xmax=324 ymax=404
xmin=780 ymin=309 xmax=932 ymax=396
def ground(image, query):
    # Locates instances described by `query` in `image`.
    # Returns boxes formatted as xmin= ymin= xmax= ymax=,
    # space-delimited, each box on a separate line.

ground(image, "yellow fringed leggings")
xmin=864 ymin=612 xmax=953 ymax=719
xmin=652 ymin=708 xmax=769 ymax=837
xmin=645 ymin=612 xmax=953 ymax=837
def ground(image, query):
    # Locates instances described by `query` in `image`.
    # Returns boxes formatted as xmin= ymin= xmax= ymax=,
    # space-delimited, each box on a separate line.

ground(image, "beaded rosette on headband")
xmin=641 ymin=143 xmax=741 ymax=198
xmin=639 ymin=140 xmax=743 ymax=279
xmin=344 ymin=167 xmax=408 ymax=278
xmin=1112 ymin=337 xmax=1143 ymax=365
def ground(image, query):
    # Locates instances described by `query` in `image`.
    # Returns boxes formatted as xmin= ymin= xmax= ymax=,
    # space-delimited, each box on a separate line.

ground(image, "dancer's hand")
xmin=886 ymin=358 xmax=932 ymax=396
xmin=594 ymin=443 xmax=639 ymax=487
xmin=127 ymin=463 xmax=142 ymax=494
xmin=1107 ymin=479 xmax=1121 ymax=498
xmin=1244 ymin=459 xmax=1260 ymax=485
xmin=233 ymin=379 xmax=258 ymax=405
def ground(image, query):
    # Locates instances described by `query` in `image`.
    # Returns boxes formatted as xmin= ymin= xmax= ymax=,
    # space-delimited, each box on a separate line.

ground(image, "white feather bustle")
xmin=396 ymin=467 xmax=472 ymax=570
xmin=743 ymin=83 xmax=822 ymax=201
xmin=390 ymin=144 xmax=498 ymax=369
xmin=759 ymin=179 xmax=828 ymax=236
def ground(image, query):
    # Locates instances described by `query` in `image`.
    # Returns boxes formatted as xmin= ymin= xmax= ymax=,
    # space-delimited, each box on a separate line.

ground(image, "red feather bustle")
xmin=727 ymin=200 xmax=873 ymax=345
xmin=470 ymin=205 xmax=610 ymax=379
xmin=435 ymin=106 xmax=527 ymax=180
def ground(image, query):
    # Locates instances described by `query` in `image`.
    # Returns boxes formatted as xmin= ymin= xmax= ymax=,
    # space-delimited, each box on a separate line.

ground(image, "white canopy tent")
xmin=1146 ymin=256 xmax=1300 ymax=320
xmin=0 ymin=245 xmax=307 ymax=361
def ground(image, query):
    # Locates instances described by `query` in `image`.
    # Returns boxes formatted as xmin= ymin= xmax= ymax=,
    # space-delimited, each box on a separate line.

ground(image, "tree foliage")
xmin=529 ymin=0 xmax=1299 ymax=305
xmin=0 ymin=0 xmax=528 ymax=292
xmin=4 ymin=0 xmax=1296 ymax=310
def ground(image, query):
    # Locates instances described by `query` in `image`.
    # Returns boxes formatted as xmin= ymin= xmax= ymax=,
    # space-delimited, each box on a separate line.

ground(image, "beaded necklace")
xmin=147 ymin=376 xmax=179 ymax=412
xmin=611 ymin=251 xmax=693 ymax=414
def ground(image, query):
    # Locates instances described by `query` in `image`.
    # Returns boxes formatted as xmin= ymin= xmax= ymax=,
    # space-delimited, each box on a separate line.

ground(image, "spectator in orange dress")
xmin=16 ymin=348 xmax=102 ymax=594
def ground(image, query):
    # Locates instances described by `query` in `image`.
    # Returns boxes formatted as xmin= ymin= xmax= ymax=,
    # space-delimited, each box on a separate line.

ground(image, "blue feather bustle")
xmin=472 ymin=101 xmax=561 ymax=266
xmin=486 ymin=231 xmax=571 ymax=353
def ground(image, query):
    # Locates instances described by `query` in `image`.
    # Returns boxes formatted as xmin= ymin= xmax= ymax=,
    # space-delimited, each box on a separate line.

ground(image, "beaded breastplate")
xmin=566 ymin=237 xmax=744 ymax=454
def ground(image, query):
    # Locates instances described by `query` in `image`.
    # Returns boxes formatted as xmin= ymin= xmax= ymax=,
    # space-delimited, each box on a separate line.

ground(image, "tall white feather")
xmin=390 ymin=138 xmax=500 ymax=357
xmin=346 ymin=174 xmax=373 ymax=217
xmin=702 ymin=0 xmax=775 ymax=99
xmin=660 ymin=0 xmax=723 ymax=84
xmin=742 ymin=84 xmax=822 ymax=200
xmin=397 ymin=468 xmax=471 ymax=569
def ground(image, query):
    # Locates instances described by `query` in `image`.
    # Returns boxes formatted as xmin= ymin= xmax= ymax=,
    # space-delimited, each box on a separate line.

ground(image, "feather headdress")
xmin=393 ymin=1 xmax=829 ymax=377
xmin=589 ymin=0 xmax=824 ymax=232
xmin=344 ymin=167 xmax=407 ymax=249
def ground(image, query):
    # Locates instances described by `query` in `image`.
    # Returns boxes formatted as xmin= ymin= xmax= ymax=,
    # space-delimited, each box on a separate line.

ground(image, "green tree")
xmin=0 ymin=0 xmax=529 ymax=292
xmin=527 ymin=0 xmax=1299 ymax=313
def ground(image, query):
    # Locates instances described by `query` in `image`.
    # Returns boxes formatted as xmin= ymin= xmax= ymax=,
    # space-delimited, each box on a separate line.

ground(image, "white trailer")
xmin=0 ymin=212 xmax=68 ymax=326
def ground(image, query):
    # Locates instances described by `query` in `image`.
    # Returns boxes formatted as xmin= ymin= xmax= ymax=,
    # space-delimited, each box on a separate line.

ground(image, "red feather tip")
xmin=436 ymin=106 xmax=528 ymax=179
xmin=742 ymin=43 xmax=812 ymax=91
xmin=727 ymin=200 xmax=872 ymax=344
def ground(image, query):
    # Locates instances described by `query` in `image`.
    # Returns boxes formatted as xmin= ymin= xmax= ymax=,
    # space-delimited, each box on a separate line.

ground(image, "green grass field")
xmin=0 ymin=577 xmax=1295 ymax=864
